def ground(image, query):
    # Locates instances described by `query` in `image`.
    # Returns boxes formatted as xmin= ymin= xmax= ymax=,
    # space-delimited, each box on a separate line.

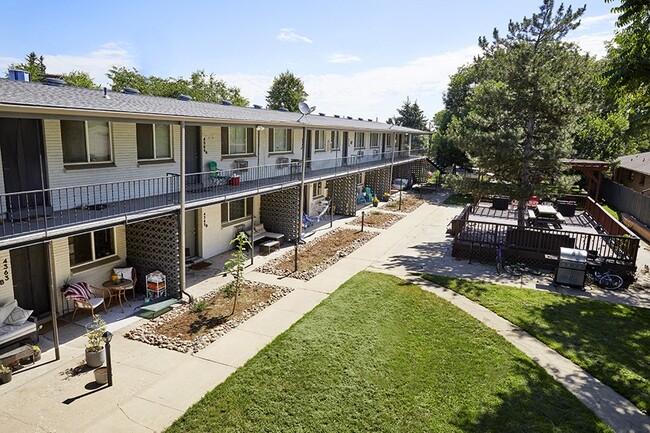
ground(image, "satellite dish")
xmin=298 ymin=101 xmax=310 ymax=115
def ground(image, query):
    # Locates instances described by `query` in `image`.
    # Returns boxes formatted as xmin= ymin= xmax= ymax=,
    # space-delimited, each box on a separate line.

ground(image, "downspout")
xmin=178 ymin=121 xmax=193 ymax=303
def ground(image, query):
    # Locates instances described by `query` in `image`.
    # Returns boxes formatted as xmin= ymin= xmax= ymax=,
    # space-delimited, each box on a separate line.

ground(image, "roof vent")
xmin=103 ymin=87 xmax=110 ymax=99
xmin=178 ymin=94 xmax=192 ymax=101
xmin=253 ymin=104 xmax=263 ymax=109
xmin=44 ymin=77 xmax=66 ymax=87
xmin=334 ymin=115 xmax=340 ymax=118
xmin=221 ymin=100 xmax=232 ymax=106
xmin=279 ymin=107 xmax=288 ymax=112
xmin=358 ymin=117 xmax=363 ymax=121
xmin=319 ymin=113 xmax=326 ymax=116
xmin=122 ymin=87 xmax=140 ymax=94
xmin=347 ymin=116 xmax=353 ymax=120
xmin=8 ymin=69 xmax=30 ymax=82
xmin=367 ymin=119 xmax=372 ymax=122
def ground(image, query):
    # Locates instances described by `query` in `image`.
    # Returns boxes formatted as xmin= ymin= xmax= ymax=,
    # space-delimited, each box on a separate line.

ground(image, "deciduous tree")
xmin=265 ymin=71 xmax=308 ymax=112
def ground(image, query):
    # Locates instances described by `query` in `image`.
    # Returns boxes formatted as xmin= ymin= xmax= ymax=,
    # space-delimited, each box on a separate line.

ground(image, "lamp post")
xmin=102 ymin=331 xmax=113 ymax=387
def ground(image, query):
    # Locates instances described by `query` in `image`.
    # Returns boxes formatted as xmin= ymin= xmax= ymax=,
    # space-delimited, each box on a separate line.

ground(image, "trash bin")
xmin=556 ymin=200 xmax=576 ymax=217
xmin=555 ymin=247 xmax=587 ymax=288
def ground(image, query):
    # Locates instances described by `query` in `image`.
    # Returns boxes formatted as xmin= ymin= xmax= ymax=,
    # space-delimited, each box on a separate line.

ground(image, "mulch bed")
xmin=125 ymin=281 xmax=293 ymax=353
xmin=383 ymin=194 xmax=424 ymax=213
xmin=348 ymin=210 xmax=404 ymax=229
xmin=255 ymin=228 xmax=378 ymax=280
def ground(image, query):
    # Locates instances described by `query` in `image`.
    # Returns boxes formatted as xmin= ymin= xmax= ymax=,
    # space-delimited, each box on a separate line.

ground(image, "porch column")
xmin=179 ymin=121 xmax=186 ymax=298
xmin=46 ymin=241 xmax=60 ymax=360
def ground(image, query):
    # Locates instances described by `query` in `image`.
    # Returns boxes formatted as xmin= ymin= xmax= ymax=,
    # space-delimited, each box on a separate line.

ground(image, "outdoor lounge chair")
xmin=208 ymin=161 xmax=228 ymax=186
xmin=64 ymin=282 xmax=109 ymax=321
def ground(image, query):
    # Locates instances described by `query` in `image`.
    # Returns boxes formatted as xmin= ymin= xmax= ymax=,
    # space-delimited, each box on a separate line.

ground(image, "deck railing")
xmin=0 ymin=150 xmax=424 ymax=244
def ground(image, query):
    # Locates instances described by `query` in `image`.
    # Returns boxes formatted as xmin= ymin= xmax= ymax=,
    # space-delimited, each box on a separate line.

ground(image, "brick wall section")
xmin=260 ymin=188 xmax=300 ymax=242
xmin=365 ymin=168 xmax=391 ymax=198
xmin=126 ymin=214 xmax=180 ymax=296
xmin=331 ymin=175 xmax=357 ymax=216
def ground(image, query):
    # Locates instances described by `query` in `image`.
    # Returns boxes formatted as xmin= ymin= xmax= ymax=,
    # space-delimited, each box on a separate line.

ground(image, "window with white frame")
xmin=369 ymin=133 xmax=379 ymax=148
xmin=221 ymin=197 xmax=254 ymax=224
xmin=312 ymin=181 xmax=324 ymax=197
xmin=69 ymin=228 xmax=116 ymax=267
xmin=330 ymin=131 xmax=340 ymax=150
xmin=221 ymin=126 xmax=254 ymax=155
xmin=314 ymin=130 xmax=326 ymax=151
xmin=354 ymin=132 xmax=365 ymax=149
xmin=269 ymin=128 xmax=293 ymax=152
xmin=61 ymin=120 xmax=112 ymax=164
xmin=137 ymin=123 xmax=172 ymax=160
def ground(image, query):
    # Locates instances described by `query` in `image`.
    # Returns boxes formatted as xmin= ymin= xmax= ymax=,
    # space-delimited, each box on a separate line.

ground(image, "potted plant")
xmin=32 ymin=345 xmax=41 ymax=362
xmin=382 ymin=192 xmax=391 ymax=202
xmin=85 ymin=315 xmax=107 ymax=368
xmin=372 ymin=196 xmax=379 ymax=207
xmin=0 ymin=364 xmax=11 ymax=384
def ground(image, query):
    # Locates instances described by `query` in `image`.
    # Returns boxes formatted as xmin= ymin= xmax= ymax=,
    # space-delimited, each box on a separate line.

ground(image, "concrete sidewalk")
xmin=0 ymin=193 xmax=648 ymax=432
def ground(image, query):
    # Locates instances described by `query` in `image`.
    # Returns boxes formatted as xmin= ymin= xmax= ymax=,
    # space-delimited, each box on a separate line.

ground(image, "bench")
xmin=527 ymin=209 xmax=537 ymax=226
xmin=0 ymin=344 xmax=35 ymax=367
xmin=238 ymin=223 xmax=284 ymax=245
xmin=138 ymin=297 xmax=178 ymax=319
xmin=259 ymin=240 xmax=280 ymax=256
xmin=555 ymin=212 xmax=566 ymax=223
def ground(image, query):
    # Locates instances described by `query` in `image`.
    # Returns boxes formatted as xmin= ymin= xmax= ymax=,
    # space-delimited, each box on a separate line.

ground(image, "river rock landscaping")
xmin=256 ymin=228 xmax=379 ymax=280
xmin=125 ymin=281 xmax=293 ymax=353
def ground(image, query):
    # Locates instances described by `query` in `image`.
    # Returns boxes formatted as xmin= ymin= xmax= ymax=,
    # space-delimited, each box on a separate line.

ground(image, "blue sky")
xmin=0 ymin=0 xmax=617 ymax=122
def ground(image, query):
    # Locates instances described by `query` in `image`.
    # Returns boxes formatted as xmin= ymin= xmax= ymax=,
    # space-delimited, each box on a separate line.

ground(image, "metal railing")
xmin=0 ymin=150 xmax=424 ymax=244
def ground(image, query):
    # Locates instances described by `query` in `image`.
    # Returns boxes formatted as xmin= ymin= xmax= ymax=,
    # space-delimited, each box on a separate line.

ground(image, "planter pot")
xmin=85 ymin=348 xmax=106 ymax=368
xmin=0 ymin=371 xmax=11 ymax=384
xmin=94 ymin=367 xmax=108 ymax=385
xmin=372 ymin=202 xmax=379 ymax=207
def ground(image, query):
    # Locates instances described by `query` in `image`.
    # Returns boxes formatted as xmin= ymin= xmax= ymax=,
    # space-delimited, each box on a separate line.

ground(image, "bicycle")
xmin=586 ymin=268 xmax=624 ymax=290
xmin=495 ymin=244 xmax=542 ymax=277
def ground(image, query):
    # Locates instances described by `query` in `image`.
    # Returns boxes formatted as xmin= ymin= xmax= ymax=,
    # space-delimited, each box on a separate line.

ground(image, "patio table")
xmin=103 ymin=279 xmax=133 ymax=312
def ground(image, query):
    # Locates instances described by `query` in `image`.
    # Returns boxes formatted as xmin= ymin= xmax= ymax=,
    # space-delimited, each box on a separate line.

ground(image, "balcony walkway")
xmin=0 ymin=152 xmax=425 ymax=248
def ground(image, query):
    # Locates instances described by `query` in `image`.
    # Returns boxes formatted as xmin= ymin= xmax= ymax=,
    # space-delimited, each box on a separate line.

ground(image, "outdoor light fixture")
xmin=102 ymin=331 xmax=113 ymax=387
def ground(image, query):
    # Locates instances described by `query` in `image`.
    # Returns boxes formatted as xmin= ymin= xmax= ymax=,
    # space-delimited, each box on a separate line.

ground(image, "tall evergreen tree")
xmin=265 ymin=71 xmax=308 ymax=112
xmin=447 ymin=0 xmax=587 ymax=225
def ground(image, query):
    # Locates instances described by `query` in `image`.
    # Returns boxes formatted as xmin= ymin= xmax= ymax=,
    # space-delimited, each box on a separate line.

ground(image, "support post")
xmin=46 ymin=241 xmax=60 ymax=361
xmin=295 ymin=125 xmax=307 ymax=272
xmin=179 ymin=121 xmax=187 ymax=299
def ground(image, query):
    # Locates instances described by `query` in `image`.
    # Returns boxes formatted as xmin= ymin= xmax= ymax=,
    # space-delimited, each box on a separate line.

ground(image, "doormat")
xmin=191 ymin=261 xmax=212 ymax=271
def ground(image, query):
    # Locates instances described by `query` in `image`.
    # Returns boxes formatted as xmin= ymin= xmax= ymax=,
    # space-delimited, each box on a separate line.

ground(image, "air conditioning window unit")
xmin=233 ymin=160 xmax=248 ymax=171
xmin=276 ymin=157 xmax=289 ymax=167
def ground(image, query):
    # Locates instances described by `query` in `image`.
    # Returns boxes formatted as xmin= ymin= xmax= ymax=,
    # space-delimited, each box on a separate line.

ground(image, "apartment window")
xmin=221 ymin=126 xmax=254 ymax=155
xmin=312 ymin=181 xmax=324 ymax=197
xmin=137 ymin=124 xmax=172 ymax=160
xmin=330 ymin=131 xmax=340 ymax=150
xmin=640 ymin=175 xmax=645 ymax=186
xmin=314 ymin=130 xmax=325 ymax=151
xmin=354 ymin=132 xmax=365 ymax=149
xmin=61 ymin=120 xmax=112 ymax=164
xmin=269 ymin=128 xmax=293 ymax=153
xmin=369 ymin=133 xmax=379 ymax=148
xmin=69 ymin=228 xmax=115 ymax=267
xmin=221 ymin=197 xmax=254 ymax=224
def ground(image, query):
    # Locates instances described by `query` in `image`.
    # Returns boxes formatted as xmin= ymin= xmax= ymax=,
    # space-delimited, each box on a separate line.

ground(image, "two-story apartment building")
xmin=0 ymin=75 xmax=428 ymax=323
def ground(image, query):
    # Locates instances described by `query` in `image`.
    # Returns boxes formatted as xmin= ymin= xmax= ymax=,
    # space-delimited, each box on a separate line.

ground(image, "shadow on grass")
xmin=452 ymin=358 xmax=612 ymax=433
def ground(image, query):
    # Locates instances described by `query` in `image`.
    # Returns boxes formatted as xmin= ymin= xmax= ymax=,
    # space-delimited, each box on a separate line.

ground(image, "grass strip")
xmin=422 ymin=274 xmax=650 ymax=414
xmin=166 ymin=272 xmax=611 ymax=432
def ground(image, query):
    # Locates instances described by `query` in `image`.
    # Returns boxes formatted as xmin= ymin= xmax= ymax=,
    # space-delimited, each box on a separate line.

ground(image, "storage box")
xmin=228 ymin=175 xmax=240 ymax=186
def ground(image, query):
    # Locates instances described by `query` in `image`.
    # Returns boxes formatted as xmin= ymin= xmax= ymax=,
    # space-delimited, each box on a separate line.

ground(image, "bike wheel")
xmin=527 ymin=267 xmax=543 ymax=276
xmin=496 ymin=262 xmax=504 ymax=275
xmin=504 ymin=264 xmax=522 ymax=277
xmin=600 ymin=274 xmax=624 ymax=290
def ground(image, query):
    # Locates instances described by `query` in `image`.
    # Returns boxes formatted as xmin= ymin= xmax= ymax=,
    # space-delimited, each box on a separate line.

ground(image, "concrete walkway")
xmin=0 ymin=192 xmax=648 ymax=432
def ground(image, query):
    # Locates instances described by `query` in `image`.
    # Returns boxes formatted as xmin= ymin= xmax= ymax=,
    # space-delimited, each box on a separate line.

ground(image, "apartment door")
xmin=304 ymin=130 xmax=312 ymax=169
xmin=0 ymin=118 xmax=50 ymax=218
xmin=185 ymin=210 xmax=198 ymax=258
xmin=342 ymin=132 xmax=349 ymax=166
xmin=10 ymin=244 xmax=50 ymax=318
xmin=185 ymin=126 xmax=201 ymax=183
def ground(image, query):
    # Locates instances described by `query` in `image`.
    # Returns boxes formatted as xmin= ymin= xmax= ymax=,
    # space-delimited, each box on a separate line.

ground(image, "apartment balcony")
xmin=0 ymin=149 xmax=425 ymax=248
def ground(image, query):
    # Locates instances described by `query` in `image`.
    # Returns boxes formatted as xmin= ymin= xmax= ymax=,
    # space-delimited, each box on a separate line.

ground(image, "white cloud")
xmin=327 ymin=53 xmax=361 ymax=64
xmin=578 ymin=13 xmax=616 ymax=30
xmin=44 ymin=42 xmax=135 ymax=86
xmin=567 ymin=32 xmax=613 ymax=58
xmin=276 ymin=28 xmax=313 ymax=43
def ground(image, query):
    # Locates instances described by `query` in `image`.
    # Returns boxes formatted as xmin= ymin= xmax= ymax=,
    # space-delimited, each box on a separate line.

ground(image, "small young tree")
xmin=223 ymin=232 xmax=252 ymax=316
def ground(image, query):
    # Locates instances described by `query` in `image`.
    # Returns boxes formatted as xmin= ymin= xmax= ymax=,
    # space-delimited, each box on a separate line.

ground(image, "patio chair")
xmin=365 ymin=187 xmax=374 ymax=202
xmin=208 ymin=161 xmax=228 ymax=186
xmin=64 ymin=282 xmax=109 ymax=321
xmin=113 ymin=266 xmax=137 ymax=300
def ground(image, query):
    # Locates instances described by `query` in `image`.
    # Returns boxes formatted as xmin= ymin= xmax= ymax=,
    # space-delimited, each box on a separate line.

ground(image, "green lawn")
xmin=443 ymin=193 xmax=474 ymax=206
xmin=166 ymin=272 xmax=610 ymax=433
xmin=422 ymin=274 xmax=650 ymax=414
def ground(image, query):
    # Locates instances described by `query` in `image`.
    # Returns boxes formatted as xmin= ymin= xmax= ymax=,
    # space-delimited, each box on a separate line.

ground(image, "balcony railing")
xmin=0 ymin=149 xmax=424 ymax=246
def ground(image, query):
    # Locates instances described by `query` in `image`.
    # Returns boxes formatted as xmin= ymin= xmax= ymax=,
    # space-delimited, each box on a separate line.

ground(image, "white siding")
xmin=200 ymin=197 xmax=260 ymax=258
xmin=43 ymin=120 xmax=181 ymax=210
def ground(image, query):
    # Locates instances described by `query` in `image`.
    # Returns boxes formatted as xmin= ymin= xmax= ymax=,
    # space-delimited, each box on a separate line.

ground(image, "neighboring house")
xmin=0 ymin=75 xmax=427 ymax=327
xmin=615 ymin=151 xmax=650 ymax=195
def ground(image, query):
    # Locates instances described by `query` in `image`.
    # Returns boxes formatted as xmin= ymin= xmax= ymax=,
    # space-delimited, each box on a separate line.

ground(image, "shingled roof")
xmin=0 ymin=78 xmax=425 ymax=134
xmin=618 ymin=151 xmax=650 ymax=176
